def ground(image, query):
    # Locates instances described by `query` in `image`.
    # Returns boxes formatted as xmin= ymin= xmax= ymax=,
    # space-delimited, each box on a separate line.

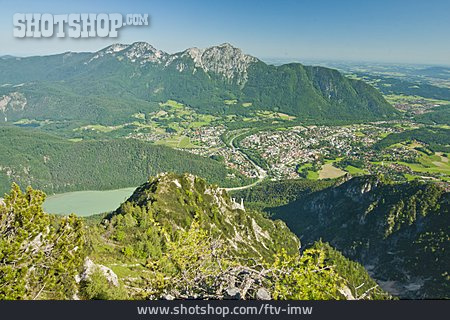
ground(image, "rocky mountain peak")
xmin=215 ymin=42 xmax=238 ymax=50
xmin=88 ymin=42 xmax=169 ymax=64
xmin=182 ymin=47 xmax=205 ymax=64
xmin=122 ymin=42 xmax=169 ymax=64
xmin=89 ymin=41 xmax=255 ymax=76
xmin=108 ymin=172 xmax=300 ymax=260
xmin=199 ymin=43 xmax=258 ymax=85
xmin=166 ymin=43 xmax=258 ymax=85
xmin=126 ymin=42 xmax=162 ymax=55
xmin=102 ymin=43 xmax=129 ymax=54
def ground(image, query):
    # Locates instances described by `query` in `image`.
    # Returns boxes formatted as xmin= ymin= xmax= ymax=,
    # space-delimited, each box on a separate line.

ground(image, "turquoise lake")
xmin=43 ymin=187 xmax=137 ymax=216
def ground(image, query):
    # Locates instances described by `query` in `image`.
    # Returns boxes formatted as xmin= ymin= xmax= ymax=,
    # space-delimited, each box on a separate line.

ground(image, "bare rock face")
xmin=162 ymin=294 xmax=175 ymax=300
xmin=87 ymin=42 xmax=169 ymax=65
xmin=338 ymin=286 xmax=355 ymax=300
xmin=0 ymin=92 xmax=27 ymax=116
xmin=256 ymin=287 xmax=271 ymax=300
xmin=225 ymin=287 xmax=241 ymax=300
xmin=122 ymin=42 xmax=169 ymax=64
xmin=165 ymin=43 xmax=258 ymax=85
xmin=92 ymin=42 xmax=258 ymax=85
xmin=77 ymin=257 xmax=119 ymax=287
xmin=196 ymin=43 xmax=258 ymax=85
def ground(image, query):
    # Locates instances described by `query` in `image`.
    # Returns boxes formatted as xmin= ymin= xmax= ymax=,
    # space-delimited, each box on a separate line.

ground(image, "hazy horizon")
xmin=2 ymin=42 xmax=449 ymax=68
xmin=1 ymin=0 xmax=449 ymax=65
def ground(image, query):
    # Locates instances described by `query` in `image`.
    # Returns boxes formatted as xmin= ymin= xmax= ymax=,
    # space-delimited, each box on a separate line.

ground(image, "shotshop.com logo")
xmin=13 ymin=13 xmax=149 ymax=38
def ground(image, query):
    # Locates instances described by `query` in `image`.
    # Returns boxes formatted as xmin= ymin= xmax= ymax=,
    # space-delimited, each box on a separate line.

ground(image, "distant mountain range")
xmin=0 ymin=42 xmax=398 ymax=124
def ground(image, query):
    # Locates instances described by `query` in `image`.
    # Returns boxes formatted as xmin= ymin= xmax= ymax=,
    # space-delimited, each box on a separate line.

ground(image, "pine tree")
xmin=0 ymin=184 xmax=85 ymax=299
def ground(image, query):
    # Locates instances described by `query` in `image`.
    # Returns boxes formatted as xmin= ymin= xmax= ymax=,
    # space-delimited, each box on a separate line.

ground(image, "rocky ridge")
xmin=87 ymin=42 xmax=258 ymax=85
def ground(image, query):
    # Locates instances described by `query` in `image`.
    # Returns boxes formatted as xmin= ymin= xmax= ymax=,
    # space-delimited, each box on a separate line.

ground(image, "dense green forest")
xmin=0 ymin=175 xmax=390 ymax=300
xmin=414 ymin=105 xmax=450 ymax=125
xmin=231 ymin=178 xmax=336 ymax=210
xmin=374 ymin=127 xmax=450 ymax=152
xmin=0 ymin=127 xmax=252 ymax=195
xmin=269 ymin=176 xmax=449 ymax=298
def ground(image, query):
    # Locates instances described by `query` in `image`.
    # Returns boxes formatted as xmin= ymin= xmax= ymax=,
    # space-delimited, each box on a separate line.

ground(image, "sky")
xmin=0 ymin=0 xmax=449 ymax=65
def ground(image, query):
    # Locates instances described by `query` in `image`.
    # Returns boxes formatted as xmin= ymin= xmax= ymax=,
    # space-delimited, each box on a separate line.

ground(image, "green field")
xmin=297 ymin=161 xmax=347 ymax=180
xmin=307 ymin=170 xmax=319 ymax=180
xmin=159 ymin=99 xmax=184 ymax=109
xmin=224 ymin=99 xmax=238 ymax=105
xmin=384 ymin=94 xmax=450 ymax=108
xmin=296 ymin=163 xmax=319 ymax=180
xmin=155 ymin=135 xmax=197 ymax=148
xmin=372 ymin=150 xmax=450 ymax=181
xmin=344 ymin=165 xmax=367 ymax=175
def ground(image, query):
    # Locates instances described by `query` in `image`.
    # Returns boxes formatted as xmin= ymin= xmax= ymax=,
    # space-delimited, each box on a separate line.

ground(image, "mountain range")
xmin=1 ymin=42 xmax=446 ymax=301
xmin=0 ymin=42 xmax=398 ymax=124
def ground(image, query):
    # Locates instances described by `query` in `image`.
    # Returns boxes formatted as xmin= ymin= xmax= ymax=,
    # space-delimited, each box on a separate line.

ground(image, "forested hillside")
xmin=414 ymin=105 xmax=450 ymax=125
xmin=270 ymin=176 xmax=449 ymax=298
xmin=231 ymin=178 xmax=336 ymax=210
xmin=0 ymin=127 xmax=251 ymax=194
xmin=0 ymin=174 xmax=391 ymax=300
xmin=374 ymin=127 xmax=450 ymax=153
xmin=0 ymin=42 xmax=398 ymax=125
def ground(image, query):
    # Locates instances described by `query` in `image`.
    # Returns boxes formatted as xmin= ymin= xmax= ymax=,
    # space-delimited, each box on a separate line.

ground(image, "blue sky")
xmin=0 ymin=0 xmax=449 ymax=65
